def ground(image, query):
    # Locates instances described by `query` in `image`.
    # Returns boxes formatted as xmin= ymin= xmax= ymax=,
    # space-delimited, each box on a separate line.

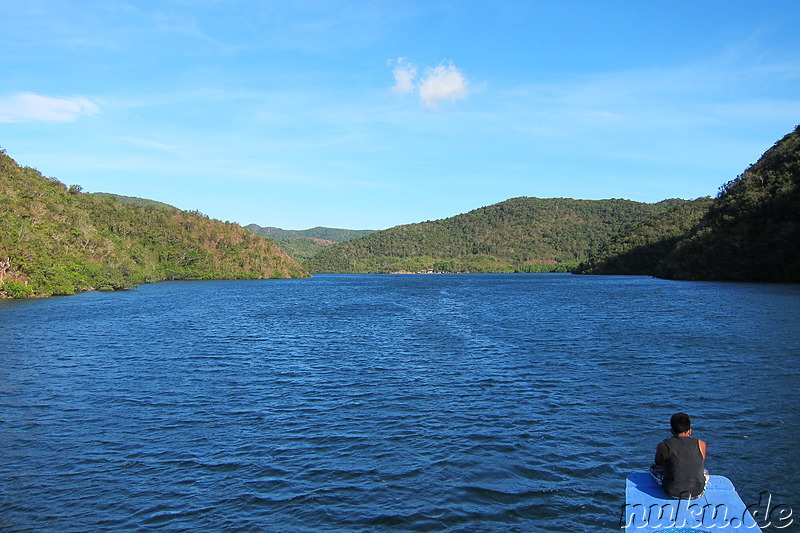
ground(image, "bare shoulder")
xmin=698 ymin=439 xmax=707 ymax=458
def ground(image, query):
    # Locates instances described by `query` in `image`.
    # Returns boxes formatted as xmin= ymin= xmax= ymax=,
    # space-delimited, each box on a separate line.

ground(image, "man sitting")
xmin=650 ymin=412 xmax=709 ymax=499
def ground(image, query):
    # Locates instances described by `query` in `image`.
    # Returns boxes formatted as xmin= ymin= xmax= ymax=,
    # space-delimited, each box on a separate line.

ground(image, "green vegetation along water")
xmin=3 ymin=124 xmax=797 ymax=298
xmin=298 ymin=126 xmax=800 ymax=282
xmin=658 ymin=125 xmax=800 ymax=282
xmin=0 ymin=149 xmax=308 ymax=298
xmin=303 ymin=197 xmax=695 ymax=274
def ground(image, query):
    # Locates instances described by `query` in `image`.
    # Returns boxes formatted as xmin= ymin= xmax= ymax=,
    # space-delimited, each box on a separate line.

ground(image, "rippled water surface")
xmin=1 ymin=274 xmax=799 ymax=531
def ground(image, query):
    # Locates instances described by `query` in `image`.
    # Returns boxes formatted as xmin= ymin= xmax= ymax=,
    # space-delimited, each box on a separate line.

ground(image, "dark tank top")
xmin=662 ymin=436 xmax=705 ymax=498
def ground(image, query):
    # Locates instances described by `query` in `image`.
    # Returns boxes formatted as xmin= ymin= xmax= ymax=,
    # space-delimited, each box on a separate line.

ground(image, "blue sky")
xmin=1 ymin=1 xmax=799 ymax=230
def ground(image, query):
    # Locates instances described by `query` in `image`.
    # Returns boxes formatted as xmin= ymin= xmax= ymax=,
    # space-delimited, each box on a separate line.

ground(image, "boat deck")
xmin=623 ymin=473 xmax=760 ymax=532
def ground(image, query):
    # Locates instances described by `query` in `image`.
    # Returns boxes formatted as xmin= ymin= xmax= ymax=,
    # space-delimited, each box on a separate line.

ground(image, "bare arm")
xmin=698 ymin=439 xmax=707 ymax=459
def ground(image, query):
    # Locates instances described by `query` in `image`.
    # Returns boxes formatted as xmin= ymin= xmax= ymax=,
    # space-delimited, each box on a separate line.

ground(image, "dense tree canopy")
xmin=0 ymin=149 xmax=308 ymax=298
xmin=578 ymin=126 xmax=800 ymax=281
xmin=5 ymin=124 xmax=796 ymax=295
xmin=576 ymin=197 xmax=714 ymax=275
xmin=303 ymin=127 xmax=799 ymax=282
xmin=659 ymin=125 xmax=800 ymax=282
xmin=304 ymin=197 xmax=694 ymax=274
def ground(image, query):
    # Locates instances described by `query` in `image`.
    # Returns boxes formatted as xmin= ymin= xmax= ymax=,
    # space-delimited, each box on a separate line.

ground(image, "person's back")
xmin=652 ymin=412 xmax=708 ymax=499
xmin=658 ymin=434 xmax=706 ymax=498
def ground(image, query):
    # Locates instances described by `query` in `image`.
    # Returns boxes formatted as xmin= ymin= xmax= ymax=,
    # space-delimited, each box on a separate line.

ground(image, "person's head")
xmin=670 ymin=412 xmax=692 ymax=435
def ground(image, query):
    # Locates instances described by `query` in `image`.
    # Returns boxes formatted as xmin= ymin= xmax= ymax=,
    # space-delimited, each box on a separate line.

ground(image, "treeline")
xmin=575 ymin=198 xmax=714 ymax=275
xmin=579 ymin=125 xmax=800 ymax=282
xmin=246 ymin=225 xmax=374 ymax=264
xmin=301 ymin=126 xmax=799 ymax=282
xmin=661 ymin=125 xmax=799 ymax=281
xmin=0 ymin=149 xmax=308 ymax=298
xmin=303 ymin=197 xmax=697 ymax=274
xmin=8 ymin=123 xmax=794 ymax=296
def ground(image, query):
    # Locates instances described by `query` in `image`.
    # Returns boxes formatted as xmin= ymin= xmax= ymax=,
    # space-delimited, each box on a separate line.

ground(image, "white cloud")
xmin=389 ymin=58 xmax=470 ymax=110
xmin=391 ymin=58 xmax=417 ymax=95
xmin=419 ymin=63 xmax=469 ymax=110
xmin=0 ymin=92 xmax=100 ymax=123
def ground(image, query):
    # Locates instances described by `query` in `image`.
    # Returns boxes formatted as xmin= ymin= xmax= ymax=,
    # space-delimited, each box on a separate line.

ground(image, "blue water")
xmin=1 ymin=274 xmax=798 ymax=532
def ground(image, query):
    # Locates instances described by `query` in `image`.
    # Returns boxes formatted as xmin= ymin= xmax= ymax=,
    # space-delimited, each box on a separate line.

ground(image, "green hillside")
xmin=91 ymin=192 xmax=180 ymax=212
xmin=578 ymin=125 xmax=800 ymax=282
xmin=660 ymin=125 xmax=800 ymax=282
xmin=576 ymin=197 xmax=714 ymax=275
xmin=246 ymin=225 xmax=374 ymax=241
xmin=7 ymin=124 xmax=794 ymax=292
xmin=0 ymin=148 xmax=308 ymax=298
xmin=304 ymin=197 xmax=694 ymax=274
xmin=246 ymin=225 xmax=375 ymax=264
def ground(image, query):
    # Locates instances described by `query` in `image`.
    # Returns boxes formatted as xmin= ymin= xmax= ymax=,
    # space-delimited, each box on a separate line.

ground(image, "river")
xmin=1 ymin=274 xmax=798 ymax=531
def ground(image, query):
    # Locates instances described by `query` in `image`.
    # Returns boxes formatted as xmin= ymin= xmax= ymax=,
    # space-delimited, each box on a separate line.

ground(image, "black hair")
xmin=670 ymin=412 xmax=692 ymax=434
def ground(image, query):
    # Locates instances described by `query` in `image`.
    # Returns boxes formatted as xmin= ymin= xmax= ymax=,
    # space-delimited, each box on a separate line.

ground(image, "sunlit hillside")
xmin=0 ymin=148 xmax=308 ymax=298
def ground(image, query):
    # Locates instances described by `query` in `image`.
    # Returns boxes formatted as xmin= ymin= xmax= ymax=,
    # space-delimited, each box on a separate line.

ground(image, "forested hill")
xmin=246 ymin=225 xmax=374 ymax=242
xmin=91 ymin=192 xmax=180 ymax=212
xmin=303 ymin=197 xmax=696 ymax=274
xmin=0 ymin=148 xmax=308 ymax=298
xmin=578 ymin=125 xmax=799 ymax=281
xmin=660 ymin=125 xmax=800 ymax=282
xmin=246 ymin=225 xmax=375 ymax=264
xmin=575 ymin=197 xmax=714 ymax=275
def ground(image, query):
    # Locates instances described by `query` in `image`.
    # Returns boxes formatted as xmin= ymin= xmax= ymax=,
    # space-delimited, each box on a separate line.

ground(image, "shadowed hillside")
xmin=660 ymin=125 xmax=800 ymax=282
xmin=578 ymin=125 xmax=799 ymax=282
xmin=576 ymin=197 xmax=714 ymax=275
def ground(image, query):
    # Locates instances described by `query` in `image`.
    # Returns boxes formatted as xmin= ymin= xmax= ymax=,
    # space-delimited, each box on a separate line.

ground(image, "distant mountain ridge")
xmin=3 ymin=124 xmax=796 ymax=296
xmin=246 ymin=225 xmax=375 ymax=241
xmin=246 ymin=224 xmax=375 ymax=264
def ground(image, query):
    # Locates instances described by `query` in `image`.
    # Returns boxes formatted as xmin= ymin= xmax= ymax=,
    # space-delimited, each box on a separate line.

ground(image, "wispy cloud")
xmin=0 ymin=92 xmax=100 ymax=123
xmin=119 ymin=136 xmax=183 ymax=153
xmin=389 ymin=58 xmax=470 ymax=110
xmin=390 ymin=58 xmax=417 ymax=95
xmin=483 ymin=47 xmax=800 ymax=146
